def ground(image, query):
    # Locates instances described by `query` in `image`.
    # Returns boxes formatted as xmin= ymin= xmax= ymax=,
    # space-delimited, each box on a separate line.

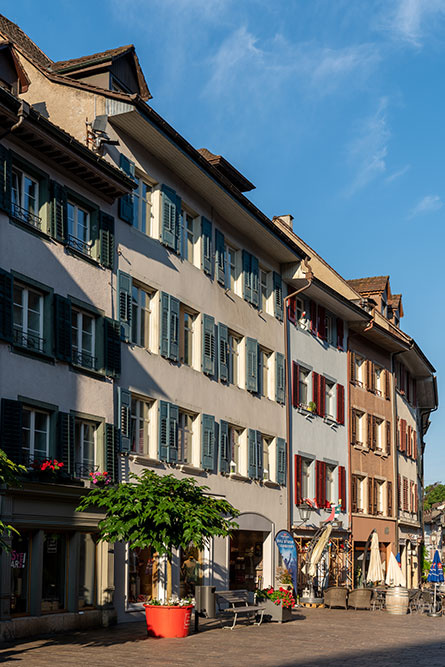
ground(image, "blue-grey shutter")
xmin=119 ymin=388 xmax=131 ymax=452
xmin=219 ymin=420 xmax=230 ymax=474
xmin=168 ymin=403 xmax=179 ymax=462
xmin=104 ymin=318 xmax=121 ymax=377
xmin=248 ymin=428 xmax=257 ymax=479
xmin=50 ymin=180 xmax=67 ymax=242
xmin=158 ymin=400 xmax=169 ymax=461
xmin=215 ymin=229 xmax=225 ymax=285
xmin=0 ymin=398 xmax=23 ymax=463
xmin=169 ymin=296 xmax=180 ymax=362
xmin=0 ymin=268 xmax=13 ymax=343
xmin=277 ymin=438 xmax=286 ymax=485
xmin=201 ymin=217 xmax=213 ymax=276
xmin=218 ymin=323 xmax=229 ymax=383
xmin=118 ymin=154 xmax=135 ymax=224
xmin=202 ymin=314 xmax=215 ymax=376
xmin=160 ymin=292 xmax=170 ymax=358
xmin=57 ymin=412 xmax=75 ymax=475
xmin=242 ymin=250 xmax=252 ymax=303
xmin=256 ymin=430 xmax=263 ymax=480
xmin=53 ymin=294 xmax=72 ymax=362
xmin=246 ymin=337 xmax=258 ymax=393
xmin=201 ymin=414 xmax=216 ymax=471
xmin=273 ymin=272 xmax=283 ymax=321
xmin=105 ymin=424 xmax=118 ymax=482
xmin=251 ymin=255 xmax=259 ymax=308
xmin=276 ymin=352 xmax=285 ymax=404
xmin=99 ymin=212 xmax=115 ymax=268
xmin=0 ymin=144 xmax=11 ymax=213
xmin=161 ymin=184 xmax=180 ymax=252
xmin=117 ymin=270 xmax=132 ymax=342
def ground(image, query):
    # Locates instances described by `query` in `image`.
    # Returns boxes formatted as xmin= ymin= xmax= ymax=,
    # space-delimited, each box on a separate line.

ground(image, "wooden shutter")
xmin=368 ymin=477 xmax=373 ymax=514
xmin=413 ymin=431 xmax=418 ymax=460
xmin=201 ymin=414 xmax=216 ymax=471
xmin=309 ymin=300 xmax=317 ymax=334
xmin=398 ymin=475 xmax=401 ymax=510
xmin=248 ymin=428 xmax=257 ymax=479
xmin=99 ymin=212 xmax=115 ymax=269
xmin=384 ymin=369 xmax=391 ymax=400
xmin=161 ymin=184 xmax=180 ymax=252
xmin=276 ymin=438 xmax=286 ymax=485
xmin=407 ymin=425 xmax=412 ymax=457
xmin=351 ymin=475 xmax=358 ymax=512
xmin=53 ymin=294 xmax=72 ymax=362
xmin=365 ymin=360 xmax=372 ymax=391
xmin=215 ymin=229 xmax=225 ymax=285
xmin=312 ymin=372 xmax=319 ymax=413
xmin=287 ymin=296 xmax=296 ymax=324
xmin=168 ymin=404 xmax=179 ymax=463
xmin=250 ymin=255 xmax=259 ymax=308
xmin=117 ymin=270 xmax=132 ymax=342
xmin=351 ymin=408 xmax=357 ymax=445
xmin=50 ymin=180 xmax=68 ymax=242
xmin=366 ymin=414 xmax=372 ymax=449
xmin=292 ymin=362 xmax=300 ymax=408
xmin=105 ymin=423 xmax=118 ymax=482
xmin=371 ymin=416 xmax=377 ymax=451
xmin=273 ymin=272 xmax=283 ymax=321
xmin=118 ymin=154 xmax=135 ymax=224
xmin=275 ymin=352 xmax=285 ymax=404
xmin=0 ymin=144 xmax=11 ymax=213
xmin=218 ymin=323 xmax=229 ymax=382
xmin=242 ymin=250 xmax=252 ymax=303
xmin=339 ymin=466 xmax=346 ymax=511
xmin=414 ymin=483 xmax=418 ymax=514
xmin=400 ymin=419 xmax=407 ymax=453
xmin=317 ymin=305 xmax=326 ymax=340
xmin=57 ymin=411 xmax=75 ymax=475
xmin=387 ymin=481 xmax=393 ymax=517
xmin=372 ymin=478 xmax=378 ymax=515
xmin=316 ymin=460 xmax=326 ymax=508
xmin=158 ymin=401 xmax=169 ymax=461
xmin=403 ymin=477 xmax=408 ymax=511
xmin=336 ymin=384 xmax=345 ymax=424
xmin=202 ymin=314 xmax=216 ymax=376
xmin=336 ymin=318 xmax=344 ymax=349
xmin=0 ymin=399 xmax=23 ymax=463
xmin=386 ymin=420 xmax=391 ymax=454
xmin=104 ymin=318 xmax=121 ymax=377
xmin=118 ymin=388 xmax=131 ymax=453
xmin=160 ymin=292 xmax=170 ymax=359
xmin=245 ymin=337 xmax=258 ymax=393
xmin=295 ymin=454 xmax=302 ymax=504
xmin=201 ymin=217 xmax=213 ymax=276
xmin=318 ymin=375 xmax=326 ymax=417
xmin=0 ymin=268 xmax=13 ymax=343
xmin=410 ymin=481 xmax=414 ymax=512
xmin=349 ymin=351 xmax=356 ymax=383
xmin=219 ymin=420 xmax=230 ymax=474
xmin=168 ymin=297 xmax=180 ymax=362
xmin=256 ymin=430 xmax=263 ymax=480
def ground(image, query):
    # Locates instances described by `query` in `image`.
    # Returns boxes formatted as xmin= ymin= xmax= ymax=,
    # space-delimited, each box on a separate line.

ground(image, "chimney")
xmin=273 ymin=214 xmax=294 ymax=230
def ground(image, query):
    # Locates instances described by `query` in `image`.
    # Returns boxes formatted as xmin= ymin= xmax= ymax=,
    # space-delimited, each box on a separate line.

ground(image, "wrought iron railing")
xmin=74 ymin=462 xmax=99 ymax=479
xmin=13 ymin=328 xmax=45 ymax=353
xmin=67 ymin=234 xmax=92 ymax=256
xmin=71 ymin=349 xmax=97 ymax=370
xmin=11 ymin=202 xmax=42 ymax=229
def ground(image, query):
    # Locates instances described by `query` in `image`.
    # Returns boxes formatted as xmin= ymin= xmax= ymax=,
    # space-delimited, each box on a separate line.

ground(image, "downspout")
xmin=0 ymin=100 xmax=29 ymax=141
xmin=284 ymin=257 xmax=314 ymax=532
xmin=391 ymin=348 xmax=406 ymax=560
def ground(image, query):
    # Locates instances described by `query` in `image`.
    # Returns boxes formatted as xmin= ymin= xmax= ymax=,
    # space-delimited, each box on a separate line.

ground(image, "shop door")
xmin=229 ymin=530 xmax=266 ymax=591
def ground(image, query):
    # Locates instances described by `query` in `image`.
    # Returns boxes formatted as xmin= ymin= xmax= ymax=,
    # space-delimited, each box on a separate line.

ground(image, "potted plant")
xmin=88 ymin=471 xmax=112 ymax=488
xmin=30 ymin=458 xmax=64 ymax=482
xmin=77 ymin=470 xmax=239 ymax=638
xmin=307 ymin=401 xmax=317 ymax=413
xmin=256 ymin=587 xmax=295 ymax=623
xmin=276 ymin=566 xmax=293 ymax=591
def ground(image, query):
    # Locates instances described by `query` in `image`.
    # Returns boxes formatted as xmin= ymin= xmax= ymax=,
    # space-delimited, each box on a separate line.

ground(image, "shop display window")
xmin=10 ymin=533 xmax=31 ymax=615
xmin=179 ymin=545 xmax=203 ymax=597
xmin=127 ymin=546 xmax=157 ymax=604
xmin=41 ymin=533 xmax=66 ymax=613
xmin=79 ymin=533 xmax=97 ymax=608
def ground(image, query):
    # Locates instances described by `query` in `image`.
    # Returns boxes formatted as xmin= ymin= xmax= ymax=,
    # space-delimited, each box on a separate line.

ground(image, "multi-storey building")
xmin=0 ymin=62 xmax=133 ymax=640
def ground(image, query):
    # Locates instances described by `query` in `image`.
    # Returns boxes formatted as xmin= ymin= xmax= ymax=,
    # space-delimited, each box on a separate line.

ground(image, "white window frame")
xmin=229 ymin=426 xmax=241 ymax=474
xmin=22 ymin=407 xmax=49 ymax=461
xmin=181 ymin=209 xmax=196 ymax=264
xmin=178 ymin=410 xmax=196 ymax=464
xmin=262 ymin=435 xmax=273 ymax=481
xmin=229 ymin=332 xmax=241 ymax=387
xmin=355 ymin=355 xmax=365 ymax=387
xmin=357 ymin=476 xmax=365 ymax=512
xmin=259 ymin=268 xmax=269 ymax=312
xmin=72 ymin=309 xmax=96 ymax=369
xmin=131 ymin=396 xmax=153 ymax=455
xmin=356 ymin=410 xmax=365 ymax=445
xmin=226 ymin=245 xmax=239 ymax=294
xmin=299 ymin=367 xmax=311 ymax=408
xmin=133 ymin=177 xmax=153 ymax=235
xmin=326 ymin=465 xmax=336 ymax=504
xmin=374 ymin=365 xmax=384 ymax=396
xmin=325 ymin=380 xmax=336 ymax=419
xmin=13 ymin=283 xmax=44 ymax=351
xmin=301 ymin=458 xmax=313 ymax=499
xmin=131 ymin=284 xmax=153 ymax=349
xmin=75 ymin=420 xmax=96 ymax=477
xmin=11 ymin=167 xmax=40 ymax=226
xmin=259 ymin=347 xmax=271 ymax=398
xmin=376 ymin=480 xmax=385 ymax=515
xmin=67 ymin=201 xmax=91 ymax=250
xmin=375 ymin=417 xmax=384 ymax=451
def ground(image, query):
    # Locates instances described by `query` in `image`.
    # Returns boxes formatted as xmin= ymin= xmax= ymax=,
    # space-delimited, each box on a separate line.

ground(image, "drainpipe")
xmin=0 ymin=100 xmax=29 ymax=141
xmin=284 ymin=257 xmax=314 ymax=532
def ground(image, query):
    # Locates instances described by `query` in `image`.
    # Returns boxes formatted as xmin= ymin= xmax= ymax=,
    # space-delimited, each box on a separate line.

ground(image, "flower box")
xmin=263 ymin=598 xmax=293 ymax=623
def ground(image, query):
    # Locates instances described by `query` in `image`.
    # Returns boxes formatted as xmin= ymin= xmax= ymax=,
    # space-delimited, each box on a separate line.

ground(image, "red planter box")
xmin=143 ymin=604 xmax=193 ymax=638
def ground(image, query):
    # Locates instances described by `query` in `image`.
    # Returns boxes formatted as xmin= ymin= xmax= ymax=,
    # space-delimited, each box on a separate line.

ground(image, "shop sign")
xmin=46 ymin=538 xmax=58 ymax=553
xmin=10 ymin=551 xmax=26 ymax=568
xmin=275 ymin=530 xmax=298 ymax=592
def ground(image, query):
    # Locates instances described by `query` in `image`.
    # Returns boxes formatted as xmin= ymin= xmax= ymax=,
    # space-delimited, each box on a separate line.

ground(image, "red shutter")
xmin=407 ymin=425 xmax=412 ymax=457
xmin=336 ymin=318 xmax=344 ymax=350
xmin=292 ymin=362 xmax=300 ymax=408
xmin=403 ymin=477 xmax=408 ymax=511
xmin=410 ymin=481 xmax=414 ymax=512
xmin=414 ymin=483 xmax=418 ymax=514
xmin=386 ymin=421 xmax=391 ymax=454
xmin=316 ymin=460 xmax=326 ymax=507
xmin=387 ymin=481 xmax=393 ymax=517
xmin=312 ymin=371 xmax=319 ymax=411
xmin=339 ymin=466 xmax=346 ymax=511
xmin=321 ymin=461 xmax=327 ymax=508
xmin=318 ymin=305 xmax=326 ymax=340
xmin=384 ymin=370 xmax=390 ymax=400
xmin=398 ymin=475 xmax=401 ymax=510
xmin=400 ymin=420 xmax=406 ymax=453
xmin=351 ymin=475 xmax=358 ymax=512
xmin=318 ymin=375 xmax=326 ymax=417
xmin=413 ymin=431 xmax=417 ymax=460
xmin=310 ymin=300 xmax=317 ymax=334
xmin=336 ymin=384 xmax=345 ymax=424
xmin=295 ymin=454 xmax=302 ymax=505
xmin=288 ymin=297 xmax=296 ymax=324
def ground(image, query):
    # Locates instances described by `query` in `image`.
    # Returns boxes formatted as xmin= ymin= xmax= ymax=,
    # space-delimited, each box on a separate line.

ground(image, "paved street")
xmin=2 ymin=608 xmax=445 ymax=666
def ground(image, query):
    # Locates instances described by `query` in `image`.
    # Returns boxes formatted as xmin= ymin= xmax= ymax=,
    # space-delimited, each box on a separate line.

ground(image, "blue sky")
xmin=3 ymin=0 xmax=443 ymax=483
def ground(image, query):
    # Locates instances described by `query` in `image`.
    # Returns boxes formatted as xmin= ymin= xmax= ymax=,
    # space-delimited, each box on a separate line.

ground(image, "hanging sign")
xmin=275 ymin=530 xmax=298 ymax=593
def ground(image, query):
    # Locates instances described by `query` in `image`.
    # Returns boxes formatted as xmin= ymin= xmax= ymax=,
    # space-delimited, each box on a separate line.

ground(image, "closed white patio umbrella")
xmin=307 ymin=524 xmax=332 ymax=578
xmin=366 ymin=531 xmax=384 ymax=584
xmin=385 ymin=551 xmax=406 ymax=587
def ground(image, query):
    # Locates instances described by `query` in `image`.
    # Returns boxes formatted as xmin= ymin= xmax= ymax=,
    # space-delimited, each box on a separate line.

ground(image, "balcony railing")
xmin=67 ymin=234 xmax=92 ymax=257
xmin=72 ymin=349 xmax=97 ymax=371
xmin=13 ymin=328 xmax=45 ymax=353
xmin=11 ymin=202 xmax=42 ymax=229
xmin=74 ymin=462 xmax=99 ymax=479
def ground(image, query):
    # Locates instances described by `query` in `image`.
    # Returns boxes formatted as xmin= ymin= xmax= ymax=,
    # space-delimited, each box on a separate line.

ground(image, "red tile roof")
xmin=0 ymin=14 xmax=52 ymax=68
xmin=51 ymin=46 xmax=133 ymax=72
xmin=347 ymin=276 xmax=389 ymax=295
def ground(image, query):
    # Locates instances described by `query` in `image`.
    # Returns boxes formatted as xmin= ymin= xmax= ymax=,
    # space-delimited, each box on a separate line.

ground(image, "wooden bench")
xmin=216 ymin=590 xmax=266 ymax=630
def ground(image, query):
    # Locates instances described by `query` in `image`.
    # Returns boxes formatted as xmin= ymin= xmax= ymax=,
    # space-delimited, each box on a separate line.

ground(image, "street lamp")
xmin=298 ymin=504 xmax=312 ymax=523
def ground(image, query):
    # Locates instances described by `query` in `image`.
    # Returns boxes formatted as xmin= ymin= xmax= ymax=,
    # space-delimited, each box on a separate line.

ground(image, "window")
xmin=376 ymin=480 xmax=384 ymax=515
xmin=41 ymin=533 xmax=67 ymax=613
xmin=179 ymin=305 xmax=196 ymax=366
xmin=374 ymin=365 xmax=384 ymax=396
xmin=375 ymin=417 xmax=384 ymax=451
xmin=127 ymin=546 xmax=156 ymax=604
xmin=226 ymin=245 xmax=238 ymax=292
xmin=355 ymin=355 xmax=365 ymax=386
xmin=13 ymin=283 xmax=44 ymax=351
xmin=258 ymin=347 xmax=271 ymax=398
xmin=71 ymin=309 xmax=95 ymax=369
xmin=22 ymin=407 xmax=49 ymax=462
xmin=228 ymin=332 xmax=241 ymax=386
xmin=131 ymin=284 xmax=152 ymax=348
xmin=11 ymin=168 xmax=40 ymax=228
xmin=67 ymin=202 xmax=91 ymax=255
xmin=260 ymin=269 xmax=269 ymax=312
xmin=295 ymin=297 xmax=305 ymax=324
xmin=299 ymin=367 xmax=310 ymax=407
xmin=352 ymin=475 xmax=365 ymax=512
xmin=325 ymin=380 xmax=336 ymax=419
xmin=178 ymin=410 xmax=195 ymax=463
xmin=79 ymin=533 xmax=97 ymax=608
xmin=262 ymin=436 xmax=272 ymax=480
xmin=301 ymin=458 xmax=313 ymax=499
xmin=74 ymin=420 xmax=96 ymax=476
xmin=180 ymin=546 xmax=203 ymax=597
xmin=133 ymin=178 xmax=152 ymax=234
xmin=10 ymin=533 xmax=31 ymax=616
xmin=181 ymin=210 xmax=196 ymax=262
xmin=355 ymin=410 xmax=365 ymax=445
xmin=131 ymin=397 xmax=152 ymax=455
xmin=229 ymin=426 xmax=241 ymax=473
xmin=326 ymin=465 xmax=336 ymax=504
xmin=325 ymin=315 xmax=333 ymax=345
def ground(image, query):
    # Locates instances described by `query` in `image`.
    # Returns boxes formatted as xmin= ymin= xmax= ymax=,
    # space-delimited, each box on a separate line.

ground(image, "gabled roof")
xmin=0 ymin=14 xmax=52 ymax=68
xmin=347 ymin=275 xmax=389 ymax=295
xmin=197 ymin=148 xmax=255 ymax=193
xmin=0 ymin=41 xmax=30 ymax=92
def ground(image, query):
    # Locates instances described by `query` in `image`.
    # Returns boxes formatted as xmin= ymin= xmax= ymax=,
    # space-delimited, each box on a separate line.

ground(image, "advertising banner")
xmin=275 ymin=530 xmax=298 ymax=593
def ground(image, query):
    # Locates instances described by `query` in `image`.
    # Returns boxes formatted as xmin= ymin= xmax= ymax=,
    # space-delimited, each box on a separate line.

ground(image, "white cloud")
xmin=408 ymin=194 xmax=443 ymax=218
xmin=379 ymin=0 xmax=445 ymax=47
xmin=385 ymin=164 xmax=410 ymax=184
xmin=345 ymin=98 xmax=390 ymax=195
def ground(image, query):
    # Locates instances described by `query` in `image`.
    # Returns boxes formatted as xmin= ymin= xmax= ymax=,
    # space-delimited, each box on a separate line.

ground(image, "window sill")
xmin=229 ymin=472 xmax=251 ymax=483
xmin=297 ymin=406 xmax=316 ymax=420
xmin=65 ymin=244 xmax=100 ymax=267
xmin=263 ymin=480 xmax=281 ymax=489
xmin=70 ymin=363 xmax=106 ymax=381
xmin=11 ymin=343 xmax=54 ymax=365
xmin=9 ymin=214 xmax=51 ymax=240
xmin=374 ymin=449 xmax=388 ymax=458
xmin=130 ymin=455 xmax=164 ymax=468
xmin=179 ymin=464 xmax=206 ymax=477
xmin=323 ymin=416 xmax=338 ymax=428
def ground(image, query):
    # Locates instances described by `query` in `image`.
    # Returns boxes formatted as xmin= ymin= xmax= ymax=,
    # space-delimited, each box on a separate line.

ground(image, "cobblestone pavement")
xmin=3 ymin=608 xmax=445 ymax=666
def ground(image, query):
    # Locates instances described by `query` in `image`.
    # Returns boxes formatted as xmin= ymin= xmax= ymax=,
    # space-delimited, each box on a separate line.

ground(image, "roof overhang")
xmin=287 ymin=277 xmax=371 ymax=323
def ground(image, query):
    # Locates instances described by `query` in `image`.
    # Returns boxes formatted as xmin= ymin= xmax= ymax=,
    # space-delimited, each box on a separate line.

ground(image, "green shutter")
xmin=50 ymin=180 xmax=67 ymax=242
xmin=277 ymin=438 xmax=286 ymax=485
xmin=105 ymin=423 xmax=117 ymax=482
xmin=117 ymin=270 xmax=132 ymax=342
xmin=218 ymin=323 xmax=229 ymax=383
xmin=0 ymin=268 xmax=13 ymax=342
xmin=169 ymin=403 xmax=179 ymax=462
xmin=219 ymin=420 xmax=230 ymax=474
xmin=0 ymin=144 xmax=11 ymax=213
xmin=118 ymin=154 xmax=135 ymax=224
xmin=248 ymin=428 xmax=257 ymax=479
xmin=246 ymin=337 xmax=258 ymax=393
xmin=104 ymin=317 xmax=121 ymax=377
xmin=169 ymin=296 xmax=179 ymax=362
xmin=202 ymin=314 xmax=215 ymax=376
xmin=119 ymin=388 xmax=131 ymax=452
xmin=158 ymin=400 xmax=169 ymax=461
xmin=215 ymin=229 xmax=225 ymax=285
xmin=57 ymin=412 xmax=75 ymax=476
xmin=99 ymin=212 xmax=115 ymax=268
xmin=242 ymin=250 xmax=252 ymax=303
xmin=201 ymin=217 xmax=213 ymax=276
xmin=201 ymin=414 xmax=216 ymax=471
xmin=273 ymin=272 xmax=283 ymax=321
xmin=0 ymin=398 xmax=23 ymax=464
xmin=275 ymin=352 xmax=285 ymax=404
xmin=161 ymin=184 xmax=180 ymax=252
xmin=251 ymin=255 xmax=259 ymax=308
xmin=256 ymin=430 xmax=263 ymax=480
xmin=53 ymin=294 xmax=72 ymax=362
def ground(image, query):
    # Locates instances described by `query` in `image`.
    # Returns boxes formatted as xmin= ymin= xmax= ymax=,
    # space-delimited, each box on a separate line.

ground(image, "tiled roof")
xmin=0 ymin=14 xmax=52 ymax=68
xmin=347 ymin=276 xmax=389 ymax=294
xmin=197 ymin=147 xmax=255 ymax=193
xmin=51 ymin=45 xmax=133 ymax=72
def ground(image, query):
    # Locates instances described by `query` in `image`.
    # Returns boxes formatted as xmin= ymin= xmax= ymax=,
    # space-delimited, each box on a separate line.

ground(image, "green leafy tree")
xmin=0 ymin=449 xmax=26 ymax=551
xmin=77 ymin=470 xmax=239 ymax=562
xmin=424 ymin=483 xmax=445 ymax=510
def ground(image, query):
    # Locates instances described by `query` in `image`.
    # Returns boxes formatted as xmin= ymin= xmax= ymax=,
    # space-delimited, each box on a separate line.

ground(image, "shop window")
xmin=41 ymin=533 xmax=67 ymax=613
xmin=79 ymin=533 xmax=97 ymax=608
xmin=10 ymin=533 xmax=31 ymax=616
xmin=127 ymin=546 xmax=156 ymax=604
xmin=180 ymin=545 xmax=203 ymax=597
xmin=229 ymin=530 xmax=266 ymax=591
